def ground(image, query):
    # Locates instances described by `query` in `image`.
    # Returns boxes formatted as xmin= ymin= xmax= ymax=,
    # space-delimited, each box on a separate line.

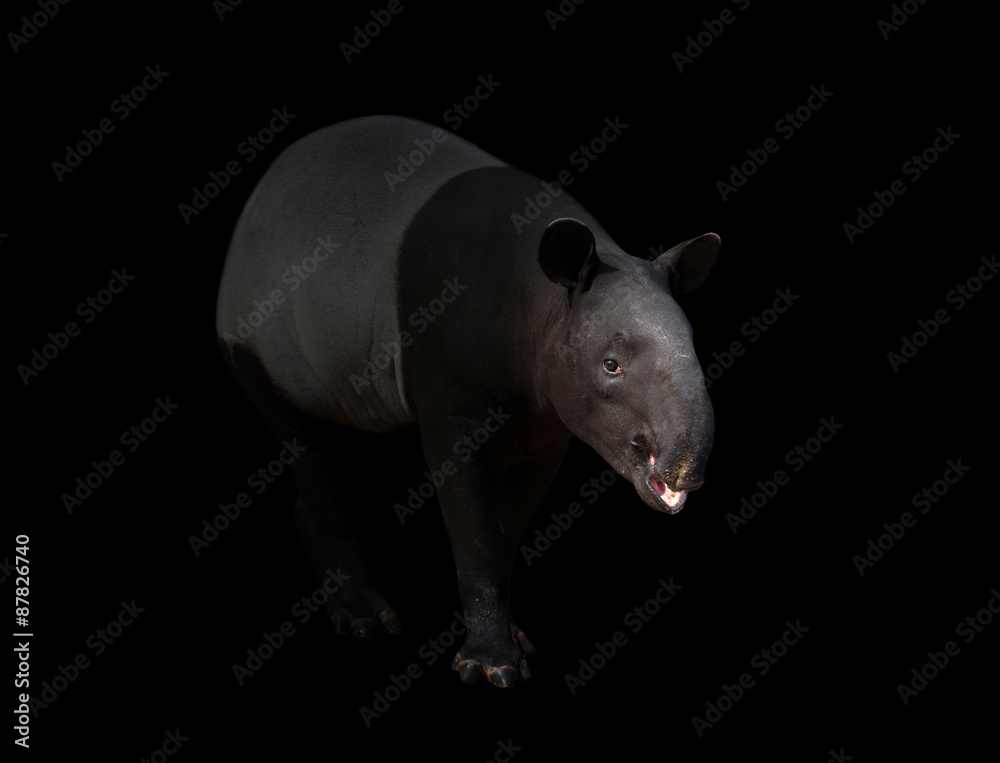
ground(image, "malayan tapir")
xmin=216 ymin=115 xmax=719 ymax=687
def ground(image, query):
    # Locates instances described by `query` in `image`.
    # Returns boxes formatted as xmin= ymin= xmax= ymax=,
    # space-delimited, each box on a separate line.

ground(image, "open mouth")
xmin=645 ymin=452 xmax=687 ymax=514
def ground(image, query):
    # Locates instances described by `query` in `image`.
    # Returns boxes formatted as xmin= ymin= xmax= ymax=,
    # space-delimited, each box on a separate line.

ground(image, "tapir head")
xmin=538 ymin=218 xmax=719 ymax=514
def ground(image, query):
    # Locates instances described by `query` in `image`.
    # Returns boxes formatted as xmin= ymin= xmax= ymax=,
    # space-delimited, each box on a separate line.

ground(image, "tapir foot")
xmin=326 ymin=587 xmax=402 ymax=637
xmin=326 ymin=575 xmax=403 ymax=638
xmin=450 ymin=624 xmax=535 ymax=687
xmin=292 ymin=502 xmax=401 ymax=637
xmin=450 ymin=649 xmax=532 ymax=687
xmin=326 ymin=604 xmax=403 ymax=638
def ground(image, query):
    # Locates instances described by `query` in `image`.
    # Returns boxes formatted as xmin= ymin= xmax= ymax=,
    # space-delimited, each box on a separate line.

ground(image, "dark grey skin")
xmin=216 ymin=116 xmax=718 ymax=687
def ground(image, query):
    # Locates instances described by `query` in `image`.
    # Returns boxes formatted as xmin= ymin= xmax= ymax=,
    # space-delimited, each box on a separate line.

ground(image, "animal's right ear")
xmin=652 ymin=233 xmax=720 ymax=294
xmin=538 ymin=218 xmax=599 ymax=292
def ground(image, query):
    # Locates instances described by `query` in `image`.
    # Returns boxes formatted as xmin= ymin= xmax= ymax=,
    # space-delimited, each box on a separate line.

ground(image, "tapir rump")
xmin=216 ymin=115 xmax=719 ymax=687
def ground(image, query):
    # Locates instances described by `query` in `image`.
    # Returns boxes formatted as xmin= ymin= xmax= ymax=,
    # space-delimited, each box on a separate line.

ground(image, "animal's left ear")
xmin=653 ymin=233 xmax=720 ymax=294
xmin=538 ymin=218 xmax=599 ymax=292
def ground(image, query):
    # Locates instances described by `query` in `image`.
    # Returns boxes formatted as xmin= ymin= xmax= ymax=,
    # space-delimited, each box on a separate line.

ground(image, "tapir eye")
xmin=603 ymin=358 xmax=622 ymax=374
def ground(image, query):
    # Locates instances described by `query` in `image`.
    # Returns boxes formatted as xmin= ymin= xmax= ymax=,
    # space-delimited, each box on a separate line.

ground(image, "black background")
xmin=9 ymin=0 xmax=997 ymax=759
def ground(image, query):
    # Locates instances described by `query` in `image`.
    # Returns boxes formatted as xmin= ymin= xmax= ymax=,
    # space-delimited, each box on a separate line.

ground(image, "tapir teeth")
xmin=645 ymin=456 xmax=687 ymax=513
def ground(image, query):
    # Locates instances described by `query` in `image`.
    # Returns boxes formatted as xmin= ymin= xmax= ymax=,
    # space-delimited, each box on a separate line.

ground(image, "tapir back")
xmin=216 ymin=116 xmax=506 ymax=431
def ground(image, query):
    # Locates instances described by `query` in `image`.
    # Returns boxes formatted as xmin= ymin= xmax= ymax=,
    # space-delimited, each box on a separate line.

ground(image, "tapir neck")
xmin=394 ymin=164 xmax=609 ymax=444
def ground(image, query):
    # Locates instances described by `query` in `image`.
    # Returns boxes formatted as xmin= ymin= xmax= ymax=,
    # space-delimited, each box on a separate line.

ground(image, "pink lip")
xmin=647 ymin=452 xmax=687 ymax=512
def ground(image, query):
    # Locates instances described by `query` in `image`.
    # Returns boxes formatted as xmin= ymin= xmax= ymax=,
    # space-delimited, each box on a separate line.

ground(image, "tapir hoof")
xmin=451 ymin=655 xmax=532 ymax=687
xmin=327 ymin=602 xmax=402 ymax=637
xmin=450 ymin=626 xmax=534 ymax=687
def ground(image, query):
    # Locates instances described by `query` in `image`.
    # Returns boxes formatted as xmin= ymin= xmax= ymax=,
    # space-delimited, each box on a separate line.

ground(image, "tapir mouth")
xmin=645 ymin=451 xmax=687 ymax=514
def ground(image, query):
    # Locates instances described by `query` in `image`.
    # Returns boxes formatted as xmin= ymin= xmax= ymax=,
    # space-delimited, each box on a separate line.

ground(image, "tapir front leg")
xmin=496 ymin=443 xmax=569 ymax=657
xmin=420 ymin=415 xmax=532 ymax=687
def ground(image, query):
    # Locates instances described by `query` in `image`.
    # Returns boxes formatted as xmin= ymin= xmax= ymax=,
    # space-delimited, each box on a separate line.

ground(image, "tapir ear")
xmin=538 ymin=218 xmax=599 ymax=291
xmin=653 ymin=233 xmax=720 ymax=294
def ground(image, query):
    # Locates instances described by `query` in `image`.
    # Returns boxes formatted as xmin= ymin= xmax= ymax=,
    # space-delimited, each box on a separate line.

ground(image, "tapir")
xmin=216 ymin=115 xmax=719 ymax=687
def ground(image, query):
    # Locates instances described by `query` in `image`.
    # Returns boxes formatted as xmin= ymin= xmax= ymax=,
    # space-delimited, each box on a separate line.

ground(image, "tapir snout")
xmin=637 ymin=402 xmax=714 ymax=514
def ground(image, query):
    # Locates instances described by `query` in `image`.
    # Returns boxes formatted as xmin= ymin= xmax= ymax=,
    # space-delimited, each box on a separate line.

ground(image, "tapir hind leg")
xmin=288 ymin=436 xmax=402 ymax=637
xmin=222 ymin=343 xmax=401 ymax=637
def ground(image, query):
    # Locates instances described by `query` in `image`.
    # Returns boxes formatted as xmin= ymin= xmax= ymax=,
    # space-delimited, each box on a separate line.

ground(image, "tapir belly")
xmin=216 ymin=116 xmax=506 ymax=431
